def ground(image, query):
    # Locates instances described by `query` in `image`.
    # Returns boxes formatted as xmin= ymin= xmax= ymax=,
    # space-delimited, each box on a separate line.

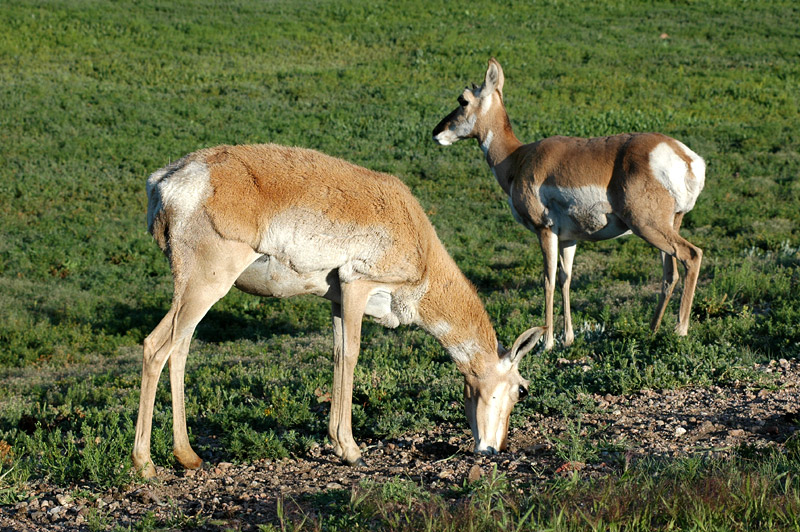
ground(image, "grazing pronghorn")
xmin=433 ymin=58 xmax=705 ymax=350
xmin=133 ymin=143 xmax=545 ymax=478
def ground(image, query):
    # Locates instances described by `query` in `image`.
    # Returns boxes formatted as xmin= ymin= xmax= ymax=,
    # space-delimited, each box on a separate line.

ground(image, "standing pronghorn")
xmin=133 ymin=143 xmax=545 ymax=479
xmin=433 ymin=59 xmax=705 ymax=350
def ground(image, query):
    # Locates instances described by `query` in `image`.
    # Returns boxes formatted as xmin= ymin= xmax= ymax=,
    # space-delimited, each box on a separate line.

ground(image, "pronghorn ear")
xmin=506 ymin=326 xmax=546 ymax=368
xmin=484 ymin=57 xmax=505 ymax=96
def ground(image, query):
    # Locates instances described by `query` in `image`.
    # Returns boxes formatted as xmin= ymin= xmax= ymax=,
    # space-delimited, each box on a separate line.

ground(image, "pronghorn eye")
xmin=518 ymin=385 xmax=529 ymax=401
xmin=457 ymin=95 xmax=468 ymax=107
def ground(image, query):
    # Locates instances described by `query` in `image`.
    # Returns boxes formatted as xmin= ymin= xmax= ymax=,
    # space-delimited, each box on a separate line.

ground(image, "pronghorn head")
xmin=433 ymin=57 xmax=506 ymax=146
xmin=463 ymin=326 xmax=545 ymax=454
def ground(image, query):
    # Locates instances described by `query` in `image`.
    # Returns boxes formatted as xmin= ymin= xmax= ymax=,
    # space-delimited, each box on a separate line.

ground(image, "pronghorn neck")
xmin=476 ymin=107 xmax=523 ymax=195
xmin=416 ymin=242 xmax=498 ymax=376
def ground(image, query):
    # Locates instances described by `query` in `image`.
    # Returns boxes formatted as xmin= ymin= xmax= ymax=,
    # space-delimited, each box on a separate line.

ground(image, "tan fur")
xmin=133 ymin=143 xmax=544 ymax=478
xmin=433 ymin=59 xmax=705 ymax=350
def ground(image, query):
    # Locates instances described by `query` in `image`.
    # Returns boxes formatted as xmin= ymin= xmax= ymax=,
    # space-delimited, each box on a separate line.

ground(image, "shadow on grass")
xmin=97 ymin=300 xmax=335 ymax=345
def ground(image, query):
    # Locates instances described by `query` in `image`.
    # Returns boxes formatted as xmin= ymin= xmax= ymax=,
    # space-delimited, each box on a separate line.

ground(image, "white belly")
xmin=235 ymin=255 xmax=337 ymax=299
xmin=234 ymin=255 xmax=413 ymax=329
xmin=538 ymin=184 xmax=632 ymax=241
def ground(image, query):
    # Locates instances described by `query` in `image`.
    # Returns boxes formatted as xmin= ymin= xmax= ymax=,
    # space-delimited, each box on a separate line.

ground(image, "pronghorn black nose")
xmin=432 ymin=107 xmax=460 ymax=138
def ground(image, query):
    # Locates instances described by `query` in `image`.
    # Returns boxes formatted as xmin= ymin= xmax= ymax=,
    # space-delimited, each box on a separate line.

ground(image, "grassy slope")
xmin=0 ymin=0 xmax=799 ymax=528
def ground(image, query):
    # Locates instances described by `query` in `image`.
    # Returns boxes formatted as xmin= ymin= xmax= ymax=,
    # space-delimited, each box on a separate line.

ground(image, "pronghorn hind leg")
xmin=132 ymin=237 xmax=259 ymax=478
xmin=650 ymin=213 xmax=686 ymax=332
xmin=169 ymin=336 xmax=202 ymax=470
xmin=670 ymin=213 xmax=702 ymax=336
xmin=328 ymin=279 xmax=373 ymax=467
xmin=650 ymin=250 xmax=679 ymax=332
xmin=133 ymin=307 xmax=182 ymax=478
xmin=630 ymin=213 xmax=702 ymax=337
xmin=558 ymin=241 xmax=577 ymax=346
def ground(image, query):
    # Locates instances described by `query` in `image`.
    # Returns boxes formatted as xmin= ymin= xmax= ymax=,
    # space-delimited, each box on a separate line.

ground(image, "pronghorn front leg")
xmin=558 ymin=241 xmax=577 ymax=347
xmin=328 ymin=302 xmax=345 ymax=460
xmin=538 ymin=229 xmax=559 ymax=350
xmin=328 ymin=279 xmax=372 ymax=466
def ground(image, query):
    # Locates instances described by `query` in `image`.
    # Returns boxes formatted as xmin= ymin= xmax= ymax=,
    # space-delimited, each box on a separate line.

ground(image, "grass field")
xmin=1 ymin=0 xmax=799 ymax=529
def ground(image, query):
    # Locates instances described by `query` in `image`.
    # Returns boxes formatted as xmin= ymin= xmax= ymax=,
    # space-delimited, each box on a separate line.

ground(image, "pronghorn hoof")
xmin=346 ymin=457 xmax=367 ymax=468
xmin=134 ymin=462 xmax=157 ymax=480
xmin=174 ymin=449 xmax=203 ymax=470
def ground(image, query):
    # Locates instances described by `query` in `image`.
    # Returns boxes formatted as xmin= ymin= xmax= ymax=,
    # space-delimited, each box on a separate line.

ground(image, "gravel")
xmin=3 ymin=359 xmax=797 ymax=531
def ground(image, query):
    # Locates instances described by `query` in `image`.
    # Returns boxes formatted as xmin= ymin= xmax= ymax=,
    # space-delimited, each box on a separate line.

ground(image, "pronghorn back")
xmin=147 ymin=144 xmax=435 ymax=284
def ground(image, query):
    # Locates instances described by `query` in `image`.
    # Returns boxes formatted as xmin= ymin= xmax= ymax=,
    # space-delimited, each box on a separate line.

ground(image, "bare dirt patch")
xmin=4 ymin=359 xmax=798 ymax=531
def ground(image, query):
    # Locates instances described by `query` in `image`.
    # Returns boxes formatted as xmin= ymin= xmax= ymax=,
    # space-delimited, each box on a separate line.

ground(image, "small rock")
xmin=137 ymin=489 xmax=162 ymax=506
xmin=467 ymin=464 xmax=482 ymax=483
xmin=437 ymin=468 xmax=454 ymax=480
xmin=697 ymin=421 xmax=716 ymax=434
xmin=218 ymin=462 xmax=233 ymax=470
xmin=675 ymin=426 xmax=687 ymax=437
xmin=555 ymin=461 xmax=585 ymax=474
xmin=47 ymin=505 xmax=64 ymax=516
xmin=524 ymin=443 xmax=549 ymax=454
xmin=728 ymin=429 xmax=746 ymax=438
xmin=326 ymin=482 xmax=344 ymax=490
xmin=56 ymin=494 xmax=73 ymax=506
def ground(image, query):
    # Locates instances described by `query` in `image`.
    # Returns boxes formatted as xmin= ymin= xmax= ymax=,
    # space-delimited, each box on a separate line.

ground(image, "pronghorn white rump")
xmin=133 ymin=143 xmax=545 ymax=478
xmin=433 ymin=58 xmax=705 ymax=350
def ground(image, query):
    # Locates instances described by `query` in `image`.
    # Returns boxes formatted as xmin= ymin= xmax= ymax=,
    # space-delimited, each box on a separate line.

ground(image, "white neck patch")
xmin=428 ymin=320 xmax=452 ymax=338
xmin=480 ymin=130 xmax=494 ymax=157
xmin=448 ymin=338 xmax=480 ymax=365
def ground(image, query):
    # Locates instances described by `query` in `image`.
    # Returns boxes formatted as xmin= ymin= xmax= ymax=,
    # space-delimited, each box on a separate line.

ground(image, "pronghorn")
xmin=133 ymin=143 xmax=545 ymax=478
xmin=433 ymin=58 xmax=705 ymax=350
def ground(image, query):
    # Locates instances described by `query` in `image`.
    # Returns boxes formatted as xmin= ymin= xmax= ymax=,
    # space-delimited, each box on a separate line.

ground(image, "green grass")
xmin=256 ymin=448 xmax=800 ymax=531
xmin=1 ymin=0 xmax=799 ymax=528
xmin=346 ymin=451 xmax=800 ymax=531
